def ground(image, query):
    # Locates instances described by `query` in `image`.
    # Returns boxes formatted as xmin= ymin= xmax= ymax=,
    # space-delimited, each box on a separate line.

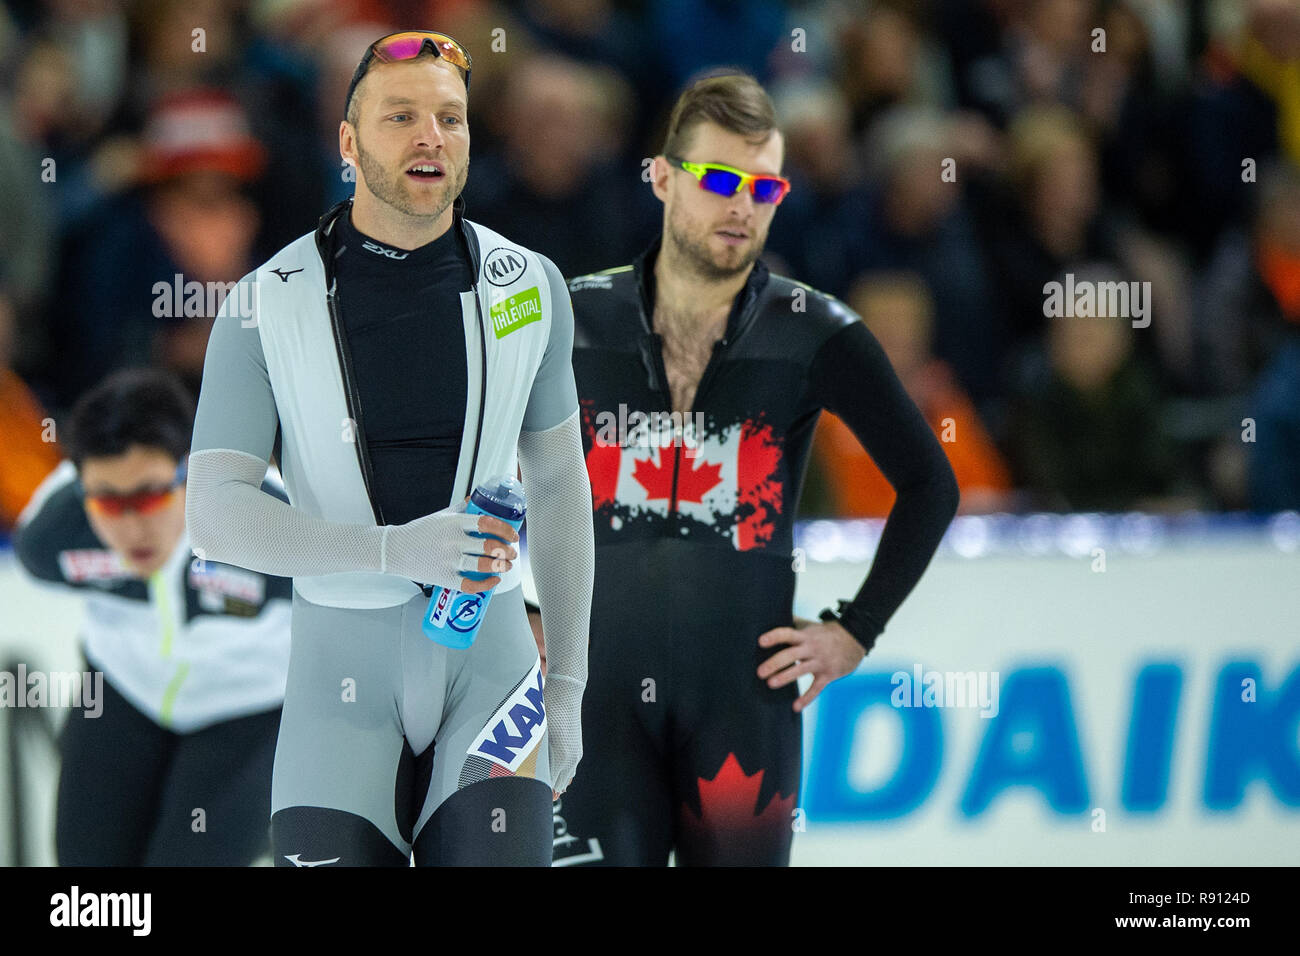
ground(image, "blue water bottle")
xmin=423 ymin=474 xmax=526 ymax=649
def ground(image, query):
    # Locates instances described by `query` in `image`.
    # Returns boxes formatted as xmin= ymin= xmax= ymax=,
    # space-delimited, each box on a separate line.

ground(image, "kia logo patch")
xmin=484 ymin=247 xmax=527 ymax=286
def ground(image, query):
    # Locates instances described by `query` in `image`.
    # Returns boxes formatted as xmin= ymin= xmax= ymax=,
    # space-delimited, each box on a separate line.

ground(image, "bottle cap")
xmin=471 ymin=474 xmax=526 ymax=521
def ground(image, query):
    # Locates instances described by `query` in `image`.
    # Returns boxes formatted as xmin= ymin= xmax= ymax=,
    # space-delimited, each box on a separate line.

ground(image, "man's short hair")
xmin=65 ymin=368 xmax=195 ymax=469
xmin=661 ymin=71 xmax=780 ymax=159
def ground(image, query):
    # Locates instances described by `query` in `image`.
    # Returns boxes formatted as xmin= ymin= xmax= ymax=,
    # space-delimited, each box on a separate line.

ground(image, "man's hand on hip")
xmin=756 ymin=621 xmax=865 ymax=713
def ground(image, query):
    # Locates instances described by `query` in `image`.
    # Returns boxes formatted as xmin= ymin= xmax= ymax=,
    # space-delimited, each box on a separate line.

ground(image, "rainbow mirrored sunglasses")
xmin=82 ymin=461 xmax=187 ymax=518
xmin=666 ymin=156 xmax=791 ymax=205
xmin=345 ymin=31 xmax=473 ymax=116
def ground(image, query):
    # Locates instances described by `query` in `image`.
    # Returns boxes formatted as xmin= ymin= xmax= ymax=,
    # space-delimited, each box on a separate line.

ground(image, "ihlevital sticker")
xmin=489 ymin=286 xmax=543 ymax=339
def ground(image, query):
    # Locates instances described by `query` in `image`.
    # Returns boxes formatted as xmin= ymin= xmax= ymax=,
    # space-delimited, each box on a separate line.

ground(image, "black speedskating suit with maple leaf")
xmin=552 ymin=238 xmax=958 ymax=866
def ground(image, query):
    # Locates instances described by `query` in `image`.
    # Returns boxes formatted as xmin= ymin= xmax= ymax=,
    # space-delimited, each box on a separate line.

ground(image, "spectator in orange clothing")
xmin=0 ymin=291 xmax=62 ymax=531
xmin=812 ymin=273 xmax=1012 ymax=518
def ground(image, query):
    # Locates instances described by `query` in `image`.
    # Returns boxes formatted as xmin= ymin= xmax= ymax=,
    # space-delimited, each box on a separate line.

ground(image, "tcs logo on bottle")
xmin=427 ymin=587 xmax=485 ymax=633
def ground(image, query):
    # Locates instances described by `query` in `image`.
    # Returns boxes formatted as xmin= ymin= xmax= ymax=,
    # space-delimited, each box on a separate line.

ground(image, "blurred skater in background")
xmin=12 ymin=368 xmax=291 ymax=865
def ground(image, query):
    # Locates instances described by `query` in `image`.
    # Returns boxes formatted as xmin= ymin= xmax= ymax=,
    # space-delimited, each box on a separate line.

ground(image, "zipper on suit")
xmin=644 ymin=332 xmax=681 ymax=521
xmin=673 ymin=338 xmax=727 ymax=515
xmin=645 ymin=332 xmax=728 ymax=522
xmin=465 ymin=282 xmax=489 ymax=501
xmin=149 ymin=563 xmax=188 ymax=728
xmin=324 ymin=278 xmax=386 ymax=525
xmin=314 ymin=199 xmax=490 ymax=531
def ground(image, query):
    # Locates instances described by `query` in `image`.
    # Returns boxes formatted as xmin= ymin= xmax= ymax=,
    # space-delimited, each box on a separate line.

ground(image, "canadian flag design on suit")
xmin=582 ymin=404 xmax=785 ymax=551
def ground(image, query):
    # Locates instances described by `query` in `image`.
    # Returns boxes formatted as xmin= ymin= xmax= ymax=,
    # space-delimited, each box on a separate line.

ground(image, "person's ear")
xmin=650 ymin=155 xmax=672 ymax=204
xmin=339 ymin=120 xmax=358 ymax=169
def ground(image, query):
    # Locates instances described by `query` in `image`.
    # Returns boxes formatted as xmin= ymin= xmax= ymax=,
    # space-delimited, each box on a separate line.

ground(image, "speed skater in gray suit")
xmin=185 ymin=31 xmax=594 ymax=866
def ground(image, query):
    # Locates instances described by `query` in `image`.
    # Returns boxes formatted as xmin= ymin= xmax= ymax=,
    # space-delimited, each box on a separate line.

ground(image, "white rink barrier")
xmin=787 ymin=513 xmax=1300 ymax=865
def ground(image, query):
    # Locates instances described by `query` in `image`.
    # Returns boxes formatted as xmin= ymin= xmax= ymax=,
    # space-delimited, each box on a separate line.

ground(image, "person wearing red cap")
xmin=138 ymin=90 xmax=267 ymax=184
xmin=48 ymin=90 xmax=266 ymax=406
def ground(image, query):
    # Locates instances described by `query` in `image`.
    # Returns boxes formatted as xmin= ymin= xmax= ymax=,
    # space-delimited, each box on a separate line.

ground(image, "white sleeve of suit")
xmin=186 ymin=285 xmax=507 ymax=587
xmin=520 ymin=254 xmax=594 ymax=795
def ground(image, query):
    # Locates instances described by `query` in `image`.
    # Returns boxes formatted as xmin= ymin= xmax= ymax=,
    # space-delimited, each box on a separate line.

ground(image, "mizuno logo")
xmin=283 ymin=853 xmax=341 ymax=867
xmin=362 ymin=239 xmax=409 ymax=260
xmin=270 ymin=267 xmax=304 ymax=282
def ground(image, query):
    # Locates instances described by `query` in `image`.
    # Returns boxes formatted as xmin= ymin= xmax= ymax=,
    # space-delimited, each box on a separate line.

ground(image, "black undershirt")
xmin=334 ymin=212 xmax=473 ymax=525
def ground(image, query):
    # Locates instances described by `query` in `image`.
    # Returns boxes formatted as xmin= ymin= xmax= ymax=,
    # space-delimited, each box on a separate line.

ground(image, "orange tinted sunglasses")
xmin=83 ymin=462 xmax=187 ymax=517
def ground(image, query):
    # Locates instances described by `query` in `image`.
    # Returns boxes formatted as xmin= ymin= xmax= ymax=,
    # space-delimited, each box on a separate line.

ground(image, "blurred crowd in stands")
xmin=1 ymin=0 xmax=1298 ymax=532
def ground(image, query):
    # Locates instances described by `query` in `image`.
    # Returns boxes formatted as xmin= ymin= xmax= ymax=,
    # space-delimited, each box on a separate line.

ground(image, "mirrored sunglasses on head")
xmin=345 ymin=31 xmax=473 ymax=115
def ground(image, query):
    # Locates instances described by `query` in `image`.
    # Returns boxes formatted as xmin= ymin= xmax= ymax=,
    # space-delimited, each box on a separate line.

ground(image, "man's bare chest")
xmin=656 ymin=312 xmax=727 ymax=414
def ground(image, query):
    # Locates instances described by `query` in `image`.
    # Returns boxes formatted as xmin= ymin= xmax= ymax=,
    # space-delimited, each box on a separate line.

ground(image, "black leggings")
xmin=553 ymin=619 xmax=802 ymax=866
xmin=56 ymin=674 xmax=281 ymax=866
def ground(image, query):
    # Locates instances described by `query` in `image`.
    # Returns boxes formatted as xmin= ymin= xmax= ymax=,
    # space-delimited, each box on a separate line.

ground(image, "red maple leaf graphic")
xmin=676 ymin=456 xmax=723 ymax=503
xmin=681 ymin=752 xmax=796 ymax=835
xmin=631 ymin=454 xmax=674 ymax=500
xmin=631 ymin=452 xmax=723 ymax=504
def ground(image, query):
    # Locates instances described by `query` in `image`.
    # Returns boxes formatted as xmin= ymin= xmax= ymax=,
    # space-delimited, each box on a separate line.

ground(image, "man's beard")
xmin=356 ymin=138 xmax=467 ymax=220
xmin=665 ymin=206 xmax=763 ymax=281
